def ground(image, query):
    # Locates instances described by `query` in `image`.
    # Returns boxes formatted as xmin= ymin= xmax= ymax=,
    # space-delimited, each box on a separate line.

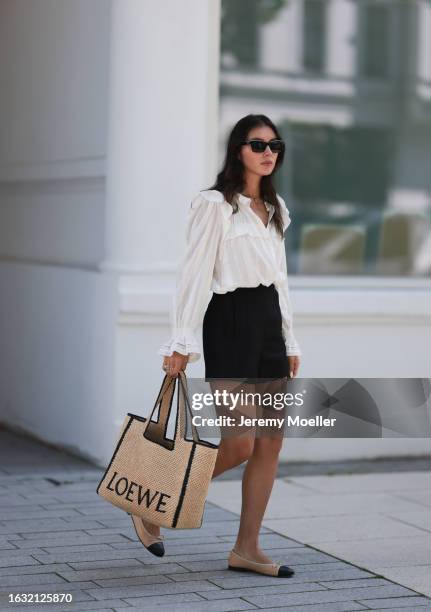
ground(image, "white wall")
xmin=0 ymin=0 xmax=226 ymax=468
xmin=0 ymin=0 xmax=109 ymax=171
xmin=0 ymin=0 xmax=114 ymax=463
xmin=0 ymin=262 xmax=119 ymax=464
xmin=0 ymin=0 xmax=110 ymax=266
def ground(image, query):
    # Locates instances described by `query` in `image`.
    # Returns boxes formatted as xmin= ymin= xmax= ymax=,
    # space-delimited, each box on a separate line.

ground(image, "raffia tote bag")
xmin=96 ymin=371 xmax=219 ymax=529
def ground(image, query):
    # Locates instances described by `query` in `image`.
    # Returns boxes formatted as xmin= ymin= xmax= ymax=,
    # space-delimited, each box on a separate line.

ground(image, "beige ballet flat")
xmin=127 ymin=513 xmax=165 ymax=557
xmin=228 ymin=548 xmax=294 ymax=577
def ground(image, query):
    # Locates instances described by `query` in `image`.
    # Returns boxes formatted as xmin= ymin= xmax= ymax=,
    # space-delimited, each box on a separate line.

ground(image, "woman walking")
xmin=131 ymin=114 xmax=301 ymax=577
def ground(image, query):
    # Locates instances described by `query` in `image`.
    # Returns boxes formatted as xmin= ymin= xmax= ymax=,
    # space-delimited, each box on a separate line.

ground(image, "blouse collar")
xmin=237 ymin=193 xmax=275 ymax=222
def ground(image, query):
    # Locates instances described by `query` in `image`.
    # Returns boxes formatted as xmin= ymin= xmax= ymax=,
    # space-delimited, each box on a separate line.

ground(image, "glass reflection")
xmin=220 ymin=0 xmax=431 ymax=276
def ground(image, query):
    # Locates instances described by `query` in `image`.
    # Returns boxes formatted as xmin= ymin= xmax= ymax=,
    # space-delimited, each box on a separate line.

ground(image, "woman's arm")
xmin=158 ymin=192 xmax=223 ymax=363
xmin=274 ymin=236 xmax=301 ymax=357
xmin=273 ymin=194 xmax=301 ymax=358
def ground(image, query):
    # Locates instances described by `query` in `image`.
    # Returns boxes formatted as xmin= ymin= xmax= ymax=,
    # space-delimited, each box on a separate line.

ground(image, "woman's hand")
xmin=288 ymin=355 xmax=300 ymax=379
xmin=162 ymin=351 xmax=190 ymax=378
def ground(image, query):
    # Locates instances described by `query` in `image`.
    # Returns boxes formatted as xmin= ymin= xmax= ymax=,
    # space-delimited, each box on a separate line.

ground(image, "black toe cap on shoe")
xmin=278 ymin=565 xmax=295 ymax=577
xmin=147 ymin=542 xmax=165 ymax=557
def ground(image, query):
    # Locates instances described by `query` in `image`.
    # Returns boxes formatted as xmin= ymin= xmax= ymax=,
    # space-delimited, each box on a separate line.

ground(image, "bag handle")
xmin=143 ymin=374 xmax=176 ymax=449
xmin=176 ymin=371 xmax=201 ymax=443
xmin=143 ymin=372 xmax=201 ymax=449
xmin=149 ymin=373 xmax=176 ymax=421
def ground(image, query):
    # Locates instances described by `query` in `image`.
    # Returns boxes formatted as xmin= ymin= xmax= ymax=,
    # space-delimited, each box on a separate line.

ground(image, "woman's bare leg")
xmin=233 ymin=434 xmax=283 ymax=563
xmin=210 ymin=377 xmax=287 ymax=563
xmin=212 ymin=431 xmax=255 ymax=478
xmin=210 ymin=379 xmax=256 ymax=478
xmin=212 ymin=378 xmax=285 ymax=562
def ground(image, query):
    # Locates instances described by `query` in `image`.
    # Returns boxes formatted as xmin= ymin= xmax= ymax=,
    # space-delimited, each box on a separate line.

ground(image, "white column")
xmin=101 ymin=0 xmax=221 ymax=279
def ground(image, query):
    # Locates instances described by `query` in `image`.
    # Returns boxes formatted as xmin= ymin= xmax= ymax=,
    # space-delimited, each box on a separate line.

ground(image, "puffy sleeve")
xmin=157 ymin=192 xmax=223 ymax=363
xmin=273 ymin=195 xmax=302 ymax=357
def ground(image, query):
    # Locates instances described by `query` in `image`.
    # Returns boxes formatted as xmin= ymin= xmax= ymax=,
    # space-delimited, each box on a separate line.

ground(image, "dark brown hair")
xmin=205 ymin=114 xmax=285 ymax=238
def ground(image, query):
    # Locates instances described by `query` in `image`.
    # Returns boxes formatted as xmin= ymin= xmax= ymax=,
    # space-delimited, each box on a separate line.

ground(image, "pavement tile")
xmin=208 ymin=481 xmax=428 ymax=520
xmin=37 ymin=544 xmax=119 ymax=555
xmin=92 ymin=573 xmax=173 ymax=588
xmin=371 ymin=565 xmax=431 ymax=598
xmin=85 ymin=579 xmax=222 ymax=600
xmin=290 ymin=568 xmax=374 ymax=581
xmin=253 ymin=603 xmax=367 ymax=611
xmin=0 ymin=497 xmax=34 ymax=508
xmin=263 ymin=513 xmax=427 ymax=544
xmin=0 ymin=542 xmax=18 ymax=551
xmin=0 ymin=572 xmax=67 ymax=588
xmin=0 ymin=509 xmax=83 ymax=521
xmin=315 ymin=536 xmax=431 ymax=568
xmin=175 ymin=559 xmax=232 ymax=572
xmin=4 ymin=580 xmax=98 ymax=593
xmin=0 ymin=548 xmax=61 ymax=559
xmin=32 ymin=549 xmax=177 ymax=564
xmin=128 ymin=599 xmax=256 ymax=611
xmin=19 ymin=530 xmax=112 ymax=540
xmin=166 ymin=569 xmax=240 ymax=582
xmin=57 ymin=562 xmax=186 ymax=582
xmin=118 ymin=592 xmax=205 ymax=607
xmin=318 ymin=577 xmax=392 ymax=589
xmin=242 ymin=583 xmax=418 ymax=608
xmin=67 ymin=558 xmax=149 ymax=571
xmin=286 ymin=472 xmax=431 ymax=494
xmin=202 ymin=508 xmax=241 ymax=522
xmin=393 ymin=490 xmax=431 ymax=507
xmin=102 ymin=520 xmax=248 ymax=536
xmin=111 ymin=540 xmax=233 ymax=555
xmin=0 ymin=556 xmax=40 ymax=568
xmin=0 ymin=519 xmax=105 ymax=534
xmin=356 ymin=596 xmax=431 ymax=609
xmin=199 ymin=582 xmax=328 ymax=602
xmin=0 ymin=563 xmax=71 ymax=578
xmin=217 ymin=533 xmax=303 ymax=548
xmin=11 ymin=534 xmax=130 ymax=549
xmin=0 ymin=604 xmax=129 ymax=612
xmin=368 ymin=608 xmax=431 ymax=611
xmin=111 ymin=537 xmax=226 ymax=551
xmin=384 ymin=510 xmax=431 ymax=533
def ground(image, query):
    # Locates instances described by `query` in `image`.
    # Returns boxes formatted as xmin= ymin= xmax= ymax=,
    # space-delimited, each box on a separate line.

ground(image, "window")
xmin=221 ymin=0 xmax=259 ymax=68
xmin=303 ymin=0 xmax=326 ymax=73
xmin=361 ymin=3 xmax=390 ymax=78
xmin=283 ymin=122 xmax=399 ymax=275
xmin=219 ymin=0 xmax=431 ymax=277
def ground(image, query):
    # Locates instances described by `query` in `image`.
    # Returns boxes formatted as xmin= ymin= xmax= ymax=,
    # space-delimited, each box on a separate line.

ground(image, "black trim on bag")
xmin=172 ymin=441 xmax=196 ymax=528
xmin=96 ymin=415 xmax=134 ymax=494
xmin=126 ymin=413 xmax=147 ymax=422
xmin=178 ymin=375 xmax=219 ymax=449
xmin=142 ymin=374 xmax=218 ymax=451
xmin=143 ymin=376 xmax=177 ymax=450
xmin=156 ymin=375 xmax=177 ymax=444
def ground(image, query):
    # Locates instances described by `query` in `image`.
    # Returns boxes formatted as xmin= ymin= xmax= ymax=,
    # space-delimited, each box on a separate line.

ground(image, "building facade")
xmin=0 ymin=0 xmax=429 ymax=465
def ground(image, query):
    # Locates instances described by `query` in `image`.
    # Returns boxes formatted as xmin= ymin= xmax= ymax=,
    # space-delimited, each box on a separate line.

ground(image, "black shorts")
xmin=203 ymin=283 xmax=288 ymax=381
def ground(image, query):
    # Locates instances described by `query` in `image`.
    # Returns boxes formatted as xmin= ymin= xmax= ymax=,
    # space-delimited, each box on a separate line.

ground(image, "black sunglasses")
xmin=241 ymin=139 xmax=285 ymax=153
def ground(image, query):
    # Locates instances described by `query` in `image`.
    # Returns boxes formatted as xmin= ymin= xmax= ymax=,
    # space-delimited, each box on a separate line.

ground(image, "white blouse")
xmin=158 ymin=189 xmax=301 ymax=363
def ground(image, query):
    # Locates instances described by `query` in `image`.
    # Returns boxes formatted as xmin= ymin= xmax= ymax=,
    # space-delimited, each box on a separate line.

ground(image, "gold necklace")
xmin=243 ymin=193 xmax=262 ymax=202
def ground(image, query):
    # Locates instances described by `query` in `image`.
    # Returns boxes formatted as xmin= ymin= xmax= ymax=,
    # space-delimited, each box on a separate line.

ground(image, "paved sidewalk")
xmin=208 ymin=470 xmax=431 ymax=600
xmin=0 ymin=426 xmax=430 ymax=611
